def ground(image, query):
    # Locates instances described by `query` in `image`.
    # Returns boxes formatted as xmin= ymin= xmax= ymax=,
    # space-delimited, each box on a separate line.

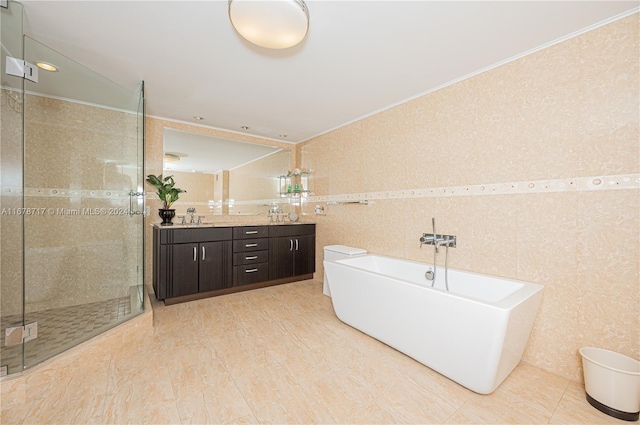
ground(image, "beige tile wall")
xmin=1 ymin=87 xmax=25 ymax=318
xmin=299 ymin=15 xmax=639 ymax=381
xmin=5 ymin=95 xmax=141 ymax=313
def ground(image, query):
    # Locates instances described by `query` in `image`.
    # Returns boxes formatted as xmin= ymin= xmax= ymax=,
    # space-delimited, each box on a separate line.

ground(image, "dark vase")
xmin=159 ymin=208 xmax=176 ymax=226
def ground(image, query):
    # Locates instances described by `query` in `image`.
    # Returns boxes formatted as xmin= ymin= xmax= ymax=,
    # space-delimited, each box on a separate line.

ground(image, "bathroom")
xmin=1 ymin=1 xmax=639 ymax=423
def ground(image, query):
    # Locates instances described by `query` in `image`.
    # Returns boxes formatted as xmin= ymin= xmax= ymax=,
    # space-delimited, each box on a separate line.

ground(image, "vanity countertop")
xmin=151 ymin=222 xmax=314 ymax=230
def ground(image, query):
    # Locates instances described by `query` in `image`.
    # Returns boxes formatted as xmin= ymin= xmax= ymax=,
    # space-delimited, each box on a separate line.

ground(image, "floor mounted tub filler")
xmin=324 ymin=254 xmax=544 ymax=394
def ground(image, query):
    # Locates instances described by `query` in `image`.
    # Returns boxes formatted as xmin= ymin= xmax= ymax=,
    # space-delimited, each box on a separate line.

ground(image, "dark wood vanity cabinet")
xmin=269 ymin=224 xmax=316 ymax=280
xmin=153 ymin=227 xmax=233 ymax=300
xmin=153 ymin=223 xmax=316 ymax=304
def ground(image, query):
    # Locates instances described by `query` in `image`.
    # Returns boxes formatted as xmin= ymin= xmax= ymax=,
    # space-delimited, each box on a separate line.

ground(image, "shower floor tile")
xmin=1 ymin=296 xmax=132 ymax=374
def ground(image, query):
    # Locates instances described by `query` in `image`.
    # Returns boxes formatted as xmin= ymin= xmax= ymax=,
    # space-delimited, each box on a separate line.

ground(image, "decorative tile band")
xmin=4 ymin=188 xmax=133 ymax=199
xmin=307 ymin=173 xmax=640 ymax=204
xmin=3 ymin=174 xmax=638 ymax=205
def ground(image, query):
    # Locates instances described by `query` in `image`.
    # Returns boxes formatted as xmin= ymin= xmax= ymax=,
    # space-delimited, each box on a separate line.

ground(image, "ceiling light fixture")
xmin=35 ymin=62 xmax=58 ymax=72
xmin=193 ymin=116 xmax=204 ymax=120
xmin=241 ymin=125 xmax=250 ymax=130
xmin=164 ymin=153 xmax=181 ymax=163
xmin=228 ymin=0 xmax=309 ymax=50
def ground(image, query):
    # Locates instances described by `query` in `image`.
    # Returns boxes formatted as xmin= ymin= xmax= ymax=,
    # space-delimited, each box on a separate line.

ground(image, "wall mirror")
xmin=162 ymin=128 xmax=292 ymax=216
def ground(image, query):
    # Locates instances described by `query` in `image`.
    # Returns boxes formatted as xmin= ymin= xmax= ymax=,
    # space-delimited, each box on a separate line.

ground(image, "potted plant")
xmin=146 ymin=174 xmax=186 ymax=226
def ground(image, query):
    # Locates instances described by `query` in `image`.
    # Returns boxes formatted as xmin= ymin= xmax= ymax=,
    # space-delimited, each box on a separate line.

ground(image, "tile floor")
xmin=0 ymin=280 xmax=627 ymax=424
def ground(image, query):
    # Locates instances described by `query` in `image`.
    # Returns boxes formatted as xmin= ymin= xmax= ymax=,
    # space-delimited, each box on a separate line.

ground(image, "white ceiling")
xmin=20 ymin=1 xmax=639 ymax=144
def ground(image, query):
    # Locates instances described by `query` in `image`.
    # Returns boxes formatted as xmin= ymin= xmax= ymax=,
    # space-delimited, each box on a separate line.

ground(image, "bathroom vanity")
xmin=153 ymin=223 xmax=315 ymax=305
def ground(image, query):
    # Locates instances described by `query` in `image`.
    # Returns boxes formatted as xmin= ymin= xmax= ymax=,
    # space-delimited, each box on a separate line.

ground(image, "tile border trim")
xmin=307 ymin=173 xmax=640 ymax=204
xmin=3 ymin=174 xmax=638 ymax=204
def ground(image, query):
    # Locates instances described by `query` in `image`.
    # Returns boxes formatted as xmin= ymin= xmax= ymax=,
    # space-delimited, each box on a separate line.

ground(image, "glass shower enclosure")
xmin=1 ymin=0 xmax=145 ymax=376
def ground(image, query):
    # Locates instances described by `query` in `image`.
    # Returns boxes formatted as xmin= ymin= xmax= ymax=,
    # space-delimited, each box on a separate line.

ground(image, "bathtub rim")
xmin=325 ymin=253 xmax=544 ymax=310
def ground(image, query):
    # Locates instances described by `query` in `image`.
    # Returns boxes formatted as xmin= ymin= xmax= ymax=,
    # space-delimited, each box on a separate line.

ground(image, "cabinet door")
xmin=199 ymin=241 xmax=232 ymax=292
xmin=269 ymin=236 xmax=295 ymax=280
xmin=171 ymin=243 xmax=199 ymax=297
xmin=294 ymin=234 xmax=315 ymax=276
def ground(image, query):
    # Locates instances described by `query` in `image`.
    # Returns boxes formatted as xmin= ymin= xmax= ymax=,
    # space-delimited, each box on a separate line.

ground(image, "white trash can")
xmin=579 ymin=347 xmax=640 ymax=422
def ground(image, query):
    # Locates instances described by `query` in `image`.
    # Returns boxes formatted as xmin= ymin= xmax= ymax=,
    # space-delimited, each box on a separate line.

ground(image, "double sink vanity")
xmin=153 ymin=222 xmax=316 ymax=305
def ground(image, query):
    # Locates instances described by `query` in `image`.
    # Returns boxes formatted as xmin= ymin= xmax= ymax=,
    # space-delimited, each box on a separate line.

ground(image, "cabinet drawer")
xmin=233 ymin=263 xmax=269 ymax=286
xmin=233 ymin=226 xmax=269 ymax=239
xmin=233 ymin=238 xmax=269 ymax=252
xmin=268 ymin=224 xmax=316 ymax=238
xmin=233 ymin=250 xmax=269 ymax=265
xmin=171 ymin=227 xmax=233 ymax=244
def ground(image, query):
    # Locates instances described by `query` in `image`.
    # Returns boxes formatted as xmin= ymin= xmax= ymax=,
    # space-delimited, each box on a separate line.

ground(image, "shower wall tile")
xmin=22 ymin=197 xmax=135 ymax=312
xmin=1 ymin=88 xmax=25 ymax=318
xmin=300 ymin=14 xmax=639 ymax=382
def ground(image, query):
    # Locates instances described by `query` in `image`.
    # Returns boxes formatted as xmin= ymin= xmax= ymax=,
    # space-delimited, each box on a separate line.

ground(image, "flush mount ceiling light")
xmin=228 ymin=0 xmax=309 ymax=49
xmin=35 ymin=61 xmax=58 ymax=72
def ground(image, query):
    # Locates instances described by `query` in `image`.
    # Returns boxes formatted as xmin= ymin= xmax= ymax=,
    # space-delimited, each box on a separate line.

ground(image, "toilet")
xmin=323 ymin=245 xmax=367 ymax=297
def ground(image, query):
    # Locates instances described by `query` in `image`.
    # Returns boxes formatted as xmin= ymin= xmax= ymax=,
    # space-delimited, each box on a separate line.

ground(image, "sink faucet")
xmin=186 ymin=207 xmax=196 ymax=224
xmin=268 ymin=206 xmax=282 ymax=223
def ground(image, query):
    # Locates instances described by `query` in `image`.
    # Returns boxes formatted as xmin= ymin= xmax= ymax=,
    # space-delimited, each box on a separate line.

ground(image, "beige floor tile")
xmin=549 ymin=390 xmax=624 ymax=424
xmin=344 ymin=398 xmax=413 ymax=425
xmin=498 ymin=361 xmax=570 ymax=416
xmin=22 ymin=393 xmax=107 ymax=425
xmin=382 ymin=377 xmax=462 ymax=424
xmin=102 ymin=368 xmax=180 ymax=425
xmin=445 ymin=388 xmax=551 ymax=424
xmin=305 ymin=370 xmax=377 ymax=419
xmin=252 ymin=390 xmax=338 ymax=424
xmin=170 ymin=360 xmax=254 ymax=424
xmin=1 ymin=378 xmax=31 ymax=425
xmin=230 ymin=358 xmax=305 ymax=411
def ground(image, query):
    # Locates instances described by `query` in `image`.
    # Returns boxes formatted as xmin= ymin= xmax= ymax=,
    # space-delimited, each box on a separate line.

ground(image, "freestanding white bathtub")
xmin=324 ymin=254 xmax=544 ymax=394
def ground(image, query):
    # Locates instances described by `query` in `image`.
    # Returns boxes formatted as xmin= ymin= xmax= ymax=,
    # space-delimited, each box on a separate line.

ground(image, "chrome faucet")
xmin=420 ymin=218 xmax=447 ymax=252
xmin=419 ymin=217 xmax=456 ymax=292
xmin=268 ymin=205 xmax=282 ymax=223
xmin=186 ymin=207 xmax=196 ymax=224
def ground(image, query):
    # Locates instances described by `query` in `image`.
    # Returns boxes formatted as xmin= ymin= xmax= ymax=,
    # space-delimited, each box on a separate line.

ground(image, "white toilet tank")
xmin=323 ymin=245 xmax=367 ymax=297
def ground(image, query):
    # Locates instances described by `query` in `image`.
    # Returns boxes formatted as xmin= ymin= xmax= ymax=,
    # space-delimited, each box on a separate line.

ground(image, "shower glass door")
xmin=0 ymin=0 xmax=26 ymax=376
xmin=19 ymin=36 xmax=145 ymax=369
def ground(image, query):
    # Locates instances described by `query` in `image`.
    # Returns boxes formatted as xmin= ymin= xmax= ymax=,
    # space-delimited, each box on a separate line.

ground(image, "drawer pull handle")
xmin=246 ymin=256 xmax=258 ymax=260
xmin=245 ymin=231 xmax=258 ymax=234
xmin=245 ymin=268 xmax=258 ymax=273
xmin=245 ymin=243 xmax=258 ymax=247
